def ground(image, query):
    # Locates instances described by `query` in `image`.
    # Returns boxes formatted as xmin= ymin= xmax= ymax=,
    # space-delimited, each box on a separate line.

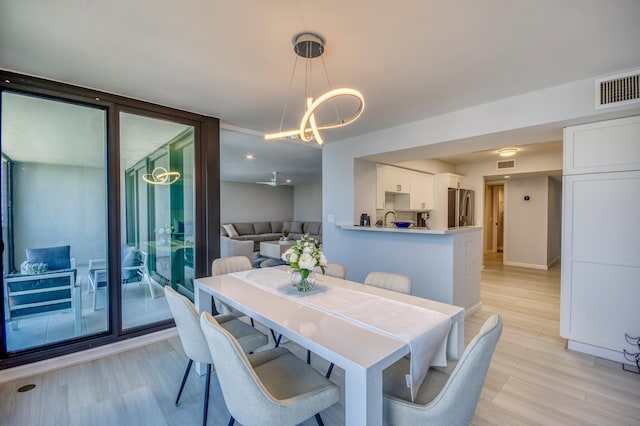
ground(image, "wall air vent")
xmin=595 ymin=70 xmax=640 ymax=109
xmin=496 ymin=160 xmax=515 ymax=170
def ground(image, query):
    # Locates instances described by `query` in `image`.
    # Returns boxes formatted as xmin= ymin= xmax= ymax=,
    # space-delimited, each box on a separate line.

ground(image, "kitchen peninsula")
xmin=337 ymin=224 xmax=482 ymax=313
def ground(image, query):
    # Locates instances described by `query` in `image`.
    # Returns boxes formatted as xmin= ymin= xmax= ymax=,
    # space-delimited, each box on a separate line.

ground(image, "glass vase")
xmin=291 ymin=268 xmax=316 ymax=292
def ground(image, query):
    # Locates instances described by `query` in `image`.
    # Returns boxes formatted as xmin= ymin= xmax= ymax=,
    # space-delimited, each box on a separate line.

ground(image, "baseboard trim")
xmin=567 ymin=339 xmax=629 ymax=365
xmin=0 ymin=327 xmax=178 ymax=384
xmin=547 ymin=256 xmax=561 ymax=268
xmin=465 ymin=302 xmax=482 ymax=317
xmin=503 ymin=260 xmax=548 ymax=270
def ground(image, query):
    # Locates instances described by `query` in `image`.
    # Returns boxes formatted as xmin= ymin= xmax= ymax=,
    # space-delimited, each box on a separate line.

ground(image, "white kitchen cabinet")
xmin=441 ymin=172 xmax=466 ymax=189
xmin=375 ymin=164 xmax=385 ymax=209
xmin=396 ymin=171 xmax=433 ymax=211
xmin=561 ymin=115 xmax=640 ymax=364
xmin=381 ymin=164 xmax=411 ymax=194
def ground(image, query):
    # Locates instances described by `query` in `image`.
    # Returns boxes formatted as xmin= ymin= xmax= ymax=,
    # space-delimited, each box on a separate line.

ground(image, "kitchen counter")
xmin=339 ymin=224 xmax=482 ymax=235
xmin=334 ymin=223 xmax=482 ymax=313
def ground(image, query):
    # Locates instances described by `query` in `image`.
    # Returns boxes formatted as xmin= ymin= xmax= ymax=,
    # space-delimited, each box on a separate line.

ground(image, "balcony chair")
xmin=165 ymin=286 xmax=268 ymax=426
xmin=87 ymin=246 xmax=149 ymax=311
xmin=383 ymin=314 xmax=503 ymax=425
xmin=3 ymin=245 xmax=81 ymax=335
xmin=200 ymin=310 xmax=340 ymax=426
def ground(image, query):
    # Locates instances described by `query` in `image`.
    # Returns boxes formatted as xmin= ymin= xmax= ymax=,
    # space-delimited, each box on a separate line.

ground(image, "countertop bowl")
xmin=392 ymin=221 xmax=413 ymax=228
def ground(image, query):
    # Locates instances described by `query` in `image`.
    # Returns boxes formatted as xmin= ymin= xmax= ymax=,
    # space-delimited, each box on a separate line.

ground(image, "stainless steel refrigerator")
xmin=447 ymin=188 xmax=474 ymax=228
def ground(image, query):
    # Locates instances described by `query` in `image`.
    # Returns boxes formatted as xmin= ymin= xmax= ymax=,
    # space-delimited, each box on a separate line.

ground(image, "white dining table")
xmin=194 ymin=269 xmax=465 ymax=426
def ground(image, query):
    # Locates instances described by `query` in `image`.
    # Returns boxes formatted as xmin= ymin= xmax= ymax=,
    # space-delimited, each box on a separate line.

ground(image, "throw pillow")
xmin=233 ymin=222 xmax=255 ymax=236
xmin=253 ymin=221 xmax=271 ymax=234
xmin=222 ymin=224 xmax=239 ymax=237
xmin=303 ymin=222 xmax=321 ymax=235
xmin=26 ymin=245 xmax=71 ymax=270
xmin=122 ymin=246 xmax=141 ymax=280
xmin=290 ymin=221 xmax=303 ymax=234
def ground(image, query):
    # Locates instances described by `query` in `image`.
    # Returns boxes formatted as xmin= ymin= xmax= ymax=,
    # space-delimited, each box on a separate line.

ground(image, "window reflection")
xmin=120 ymin=112 xmax=195 ymax=329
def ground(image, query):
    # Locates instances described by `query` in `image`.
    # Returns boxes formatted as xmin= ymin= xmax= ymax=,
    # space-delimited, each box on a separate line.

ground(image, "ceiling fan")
xmin=256 ymin=171 xmax=290 ymax=186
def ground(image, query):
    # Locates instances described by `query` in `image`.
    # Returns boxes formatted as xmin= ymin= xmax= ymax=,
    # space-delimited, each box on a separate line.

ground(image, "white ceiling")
xmin=1 ymin=0 xmax=639 ymax=183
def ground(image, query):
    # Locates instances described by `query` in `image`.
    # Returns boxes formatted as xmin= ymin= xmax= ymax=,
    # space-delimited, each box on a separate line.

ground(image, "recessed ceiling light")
xmin=498 ymin=148 xmax=518 ymax=157
xmin=245 ymin=154 xmax=254 ymax=160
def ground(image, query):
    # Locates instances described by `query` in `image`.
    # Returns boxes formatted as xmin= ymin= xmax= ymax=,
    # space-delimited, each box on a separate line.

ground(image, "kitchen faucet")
xmin=384 ymin=210 xmax=397 ymax=227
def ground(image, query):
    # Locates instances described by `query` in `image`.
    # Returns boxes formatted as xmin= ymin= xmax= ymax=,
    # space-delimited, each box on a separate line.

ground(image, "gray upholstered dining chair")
xmin=315 ymin=261 xmax=347 ymax=279
xmin=200 ymin=311 xmax=340 ymax=426
xmin=164 ymin=286 xmax=268 ymax=426
xmin=364 ymin=271 xmax=412 ymax=294
xmin=211 ymin=256 xmax=253 ymax=316
xmin=383 ymin=314 xmax=502 ymax=425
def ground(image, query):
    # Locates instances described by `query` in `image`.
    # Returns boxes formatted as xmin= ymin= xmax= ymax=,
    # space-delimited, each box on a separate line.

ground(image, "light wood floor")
xmin=1 ymin=256 xmax=639 ymax=425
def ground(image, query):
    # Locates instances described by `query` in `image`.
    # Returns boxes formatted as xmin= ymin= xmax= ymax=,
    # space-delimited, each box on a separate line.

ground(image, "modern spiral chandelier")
xmin=142 ymin=166 xmax=181 ymax=185
xmin=264 ymin=32 xmax=365 ymax=145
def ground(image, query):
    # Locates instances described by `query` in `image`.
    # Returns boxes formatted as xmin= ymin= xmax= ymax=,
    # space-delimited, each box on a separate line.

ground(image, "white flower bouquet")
xmin=281 ymin=234 xmax=327 ymax=291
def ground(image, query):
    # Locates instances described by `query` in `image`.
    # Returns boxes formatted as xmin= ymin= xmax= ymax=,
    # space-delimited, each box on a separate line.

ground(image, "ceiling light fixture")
xmin=498 ymin=148 xmax=518 ymax=157
xmin=264 ymin=32 xmax=365 ymax=145
xmin=245 ymin=154 xmax=254 ymax=160
xmin=142 ymin=166 xmax=181 ymax=185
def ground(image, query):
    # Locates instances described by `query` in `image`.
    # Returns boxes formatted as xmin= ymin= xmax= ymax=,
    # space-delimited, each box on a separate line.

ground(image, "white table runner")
xmin=230 ymin=268 xmax=451 ymax=401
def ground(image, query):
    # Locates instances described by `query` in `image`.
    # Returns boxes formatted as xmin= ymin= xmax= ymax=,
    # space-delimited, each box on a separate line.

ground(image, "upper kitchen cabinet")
xmin=376 ymin=164 xmax=433 ymax=211
xmin=381 ymin=164 xmax=411 ymax=193
xmin=439 ymin=172 xmax=467 ymax=189
xmin=396 ymin=171 xmax=433 ymax=211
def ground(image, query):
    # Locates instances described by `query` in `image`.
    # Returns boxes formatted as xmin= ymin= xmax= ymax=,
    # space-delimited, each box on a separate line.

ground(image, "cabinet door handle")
xmin=396 ymin=184 xmax=401 ymax=192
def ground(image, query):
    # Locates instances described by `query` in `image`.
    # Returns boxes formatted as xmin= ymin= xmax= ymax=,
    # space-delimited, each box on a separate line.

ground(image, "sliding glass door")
xmin=119 ymin=111 xmax=195 ymax=330
xmin=0 ymin=71 xmax=218 ymax=368
xmin=1 ymin=91 xmax=109 ymax=352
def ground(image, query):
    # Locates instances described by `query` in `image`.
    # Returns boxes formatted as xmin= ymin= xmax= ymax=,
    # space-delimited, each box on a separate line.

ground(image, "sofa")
xmin=220 ymin=221 xmax=322 ymax=252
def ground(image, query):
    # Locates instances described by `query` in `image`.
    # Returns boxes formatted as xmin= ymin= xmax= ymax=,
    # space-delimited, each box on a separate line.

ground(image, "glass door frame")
xmin=0 ymin=70 xmax=220 ymax=369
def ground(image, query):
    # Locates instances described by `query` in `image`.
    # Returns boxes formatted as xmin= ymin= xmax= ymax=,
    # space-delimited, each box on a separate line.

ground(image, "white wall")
xmin=13 ymin=162 xmax=106 ymax=268
xmin=323 ymin=73 xmax=639 ymax=289
xmin=456 ymin=148 xmax=563 ymax=230
xmin=547 ymin=178 xmax=562 ymax=266
xmin=293 ymin=183 xmax=322 ymax=221
xmin=220 ymin=181 xmax=293 ymax=223
xmin=504 ymin=176 xmax=549 ymax=268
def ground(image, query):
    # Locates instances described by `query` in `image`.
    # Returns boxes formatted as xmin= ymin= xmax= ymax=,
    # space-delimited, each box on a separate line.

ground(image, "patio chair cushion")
xmin=121 ymin=245 xmax=141 ymax=280
xmin=25 ymin=245 xmax=71 ymax=271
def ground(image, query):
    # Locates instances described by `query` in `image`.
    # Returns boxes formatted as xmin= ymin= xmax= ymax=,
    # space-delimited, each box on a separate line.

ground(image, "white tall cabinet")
xmin=561 ymin=116 xmax=640 ymax=363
